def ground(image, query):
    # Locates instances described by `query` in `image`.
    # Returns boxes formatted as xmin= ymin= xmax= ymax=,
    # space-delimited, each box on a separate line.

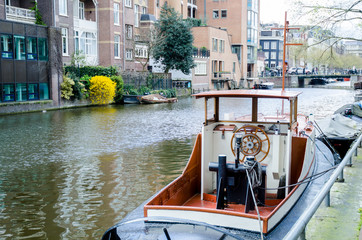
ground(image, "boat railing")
xmin=283 ymin=132 xmax=362 ymax=240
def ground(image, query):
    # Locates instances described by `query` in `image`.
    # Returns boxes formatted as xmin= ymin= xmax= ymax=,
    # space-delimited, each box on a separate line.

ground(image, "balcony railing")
xmin=192 ymin=48 xmax=210 ymax=58
xmin=6 ymin=6 xmax=36 ymax=24
xmin=73 ymin=18 xmax=97 ymax=32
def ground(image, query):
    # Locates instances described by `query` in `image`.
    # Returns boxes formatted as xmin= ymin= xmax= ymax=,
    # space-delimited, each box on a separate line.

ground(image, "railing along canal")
xmin=284 ymin=133 xmax=362 ymax=240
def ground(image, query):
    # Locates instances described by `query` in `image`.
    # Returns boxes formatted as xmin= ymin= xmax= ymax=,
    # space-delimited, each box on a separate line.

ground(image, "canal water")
xmin=0 ymin=88 xmax=354 ymax=239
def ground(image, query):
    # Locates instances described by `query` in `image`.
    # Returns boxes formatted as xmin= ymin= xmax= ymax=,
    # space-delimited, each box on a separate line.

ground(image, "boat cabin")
xmin=144 ymin=89 xmax=315 ymax=234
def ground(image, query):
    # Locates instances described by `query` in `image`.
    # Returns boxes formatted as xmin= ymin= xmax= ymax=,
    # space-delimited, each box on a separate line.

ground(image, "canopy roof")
xmin=193 ymin=89 xmax=301 ymax=100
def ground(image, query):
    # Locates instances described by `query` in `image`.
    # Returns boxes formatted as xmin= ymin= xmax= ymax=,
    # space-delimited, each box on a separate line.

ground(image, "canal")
xmin=0 ymin=88 xmax=354 ymax=239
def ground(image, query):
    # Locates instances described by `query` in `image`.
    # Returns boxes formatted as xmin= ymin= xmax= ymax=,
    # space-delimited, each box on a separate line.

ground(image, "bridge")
xmin=257 ymin=74 xmax=362 ymax=88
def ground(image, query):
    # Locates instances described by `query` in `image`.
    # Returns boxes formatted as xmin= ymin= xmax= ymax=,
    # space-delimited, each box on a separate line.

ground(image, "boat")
xmin=140 ymin=94 xmax=178 ymax=104
xmin=102 ymin=89 xmax=319 ymax=239
xmin=254 ymin=82 xmax=274 ymax=89
xmin=123 ymin=94 xmax=143 ymax=104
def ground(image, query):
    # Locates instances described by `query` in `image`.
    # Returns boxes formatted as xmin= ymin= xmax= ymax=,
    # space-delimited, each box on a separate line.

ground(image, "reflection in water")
xmin=0 ymin=88 xmax=354 ymax=239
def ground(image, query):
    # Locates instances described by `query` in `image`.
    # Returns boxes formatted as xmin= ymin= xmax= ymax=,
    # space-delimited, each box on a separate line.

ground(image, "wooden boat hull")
xmin=123 ymin=95 xmax=143 ymax=104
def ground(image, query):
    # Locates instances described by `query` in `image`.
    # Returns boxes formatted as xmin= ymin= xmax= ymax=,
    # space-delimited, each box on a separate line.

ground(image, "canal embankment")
xmin=306 ymin=147 xmax=362 ymax=240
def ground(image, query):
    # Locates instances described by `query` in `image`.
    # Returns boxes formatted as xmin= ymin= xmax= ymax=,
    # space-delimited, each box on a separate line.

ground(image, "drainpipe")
xmin=53 ymin=0 xmax=57 ymax=27
xmin=122 ymin=1 xmax=125 ymax=70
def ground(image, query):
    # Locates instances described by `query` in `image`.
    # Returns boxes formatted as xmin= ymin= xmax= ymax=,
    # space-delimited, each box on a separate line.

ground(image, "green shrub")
xmin=110 ymin=75 xmax=124 ymax=104
xmin=73 ymin=79 xmax=86 ymax=100
xmin=64 ymin=66 xmax=118 ymax=78
xmin=60 ymin=75 xmax=74 ymax=100
xmin=151 ymin=88 xmax=177 ymax=98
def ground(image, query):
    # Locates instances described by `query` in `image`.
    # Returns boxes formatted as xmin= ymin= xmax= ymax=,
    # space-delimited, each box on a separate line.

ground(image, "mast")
xmin=272 ymin=12 xmax=302 ymax=91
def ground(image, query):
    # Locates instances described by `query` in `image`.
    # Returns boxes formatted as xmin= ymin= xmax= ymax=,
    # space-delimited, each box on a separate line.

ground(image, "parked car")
xmin=288 ymin=67 xmax=311 ymax=75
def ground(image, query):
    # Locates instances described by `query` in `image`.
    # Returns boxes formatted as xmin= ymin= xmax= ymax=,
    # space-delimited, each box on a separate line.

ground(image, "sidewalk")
xmin=306 ymin=147 xmax=362 ymax=240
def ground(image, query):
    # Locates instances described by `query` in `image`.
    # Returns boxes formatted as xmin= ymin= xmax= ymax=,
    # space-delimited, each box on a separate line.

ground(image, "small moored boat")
xmin=140 ymin=94 xmax=178 ymax=104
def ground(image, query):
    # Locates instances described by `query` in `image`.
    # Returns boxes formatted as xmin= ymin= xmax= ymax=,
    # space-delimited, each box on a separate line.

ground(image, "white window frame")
xmin=213 ymin=10 xmax=219 ymax=19
xmin=126 ymin=49 xmax=133 ymax=60
xmin=270 ymin=52 xmax=276 ymax=59
xmin=264 ymin=42 xmax=269 ymax=49
xmin=134 ymin=4 xmax=139 ymax=27
xmin=271 ymin=41 xmax=277 ymax=49
xmin=114 ymin=35 xmax=120 ymax=58
xmin=125 ymin=0 xmax=132 ymax=8
xmin=194 ymin=61 xmax=207 ymax=75
xmin=61 ymin=28 xmax=69 ymax=56
xmin=114 ymin=3 xmax=120 ymax=25
xmin=126 ymin=25 xmax=133 ymax=39
xmin=59 ymin=0 xmax=67 ymax=16
xmin=135 ymin=44 xmax=148 ymax=58
xmin=212 ymin=38 xmax=218 ymax=52
xmin=79 ymin=1 xmax=85 ymax=20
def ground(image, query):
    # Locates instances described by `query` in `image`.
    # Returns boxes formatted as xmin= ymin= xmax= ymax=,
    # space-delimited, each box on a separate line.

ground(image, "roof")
xmin=193 ymin=89 xmax=302 ymax=100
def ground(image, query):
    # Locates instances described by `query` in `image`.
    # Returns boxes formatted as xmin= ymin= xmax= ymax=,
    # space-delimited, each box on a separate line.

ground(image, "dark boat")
xmin=123 ymin=95 xmax=143 ymax=104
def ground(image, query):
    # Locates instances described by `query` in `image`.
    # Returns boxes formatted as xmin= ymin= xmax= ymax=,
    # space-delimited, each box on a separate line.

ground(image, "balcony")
xmin=73 ymin=18 xmax=97 ymax=32
xmin=6 ymin=6 xmax=36 ymax=24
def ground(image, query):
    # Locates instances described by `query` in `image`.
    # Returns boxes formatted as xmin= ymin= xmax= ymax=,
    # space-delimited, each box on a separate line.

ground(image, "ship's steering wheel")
xmin=230 ymin=125 xmax=270 ymax=163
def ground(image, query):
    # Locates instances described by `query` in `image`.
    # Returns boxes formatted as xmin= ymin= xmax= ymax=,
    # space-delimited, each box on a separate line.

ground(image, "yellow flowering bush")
xmin=89 ymin=76 xmax=116 ymax=105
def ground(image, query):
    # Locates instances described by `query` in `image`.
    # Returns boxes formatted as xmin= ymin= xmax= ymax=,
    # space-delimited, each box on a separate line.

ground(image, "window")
xmin=39 ymin=83 xmax=49 ymax=100
xmin=142 ymin=6 xmax=147 ymax=14
xmin=38 ymin=38 xmax=48 ymax=61
xmin=219 ymin=40 xmax=224 ymax=53
xmin=16 ymin=83 xmax=27 ymax=101
xmin=3 ymin=84 xmax=15 ymax=102
xmin=135 ymin=45 xmax=148 ymax=58
xmin=59 ymin=0 xmax=67 ymax=15
xmin=233 ymin=62 xmax=236 ymax=73
xmin=80 ymin=32 xmax=97 ymax=56
xmin=28 ymin=83 xmax=39 ymax=100
xmin=271 ymin=41 xmax=277 ymax=49
xmin=270 ymin=52 xmax=276 ymax=59
xmin=74 ymin=31 xmax=79 ymax=53
xmin=212 ymin=38 xmax=218 ymax=52
xmin=79 ymin=1 xmax=85 ymax=19
xmin=126 ymin=25 xmax=133 ymax=39
xmin=14 ymin=36 xmax=25 ymax=60
xmin=221 ymin=10 xmax=227 ymax=18
xmin=126 ymin=49 xmax=133 ymax=60
xmin=125 ymin=0 xmax=132 ymax=8
xmin=27 ymin=37 xmax=37 ymax=60
xmin=61 ymin=28 xmax=68 ymax=56
xmin=114 ymin=3 xmax=120 ymax=25
xmin=5 ymin=0 xmax=10 ymax=5
xmin=1 ymin=35 xmax=13 ymax=59
xmin=213 ymin=10 xmax=219 ymax=19
xmin=263 ymin=42 xmax=269 ymax=49
xmin=114 ymin=35 xmax=120 ymax=58
xmin=194 ymin=61 xmax=207 ymax=75
xmin=264 ymin=52 xmax=269 ymax=59
xmin=134 ymin=4 xmax=139 ymax=27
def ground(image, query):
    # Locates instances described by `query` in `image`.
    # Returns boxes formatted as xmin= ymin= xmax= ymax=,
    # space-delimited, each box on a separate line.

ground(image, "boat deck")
xmin=183 ymin=193 xmax=282 ymax=218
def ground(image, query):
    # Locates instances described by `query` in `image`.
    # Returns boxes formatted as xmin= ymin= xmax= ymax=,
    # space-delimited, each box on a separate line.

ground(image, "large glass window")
xmin=28 ymin=83 xmax=39 ymax=100
xmin=195 ymin=61 xmax=207 ymax=75
xmin=16 ymin=83 xmax=27 ymax=101
xmin=74 ymin=31 xmax=79 ymax=53
xmin=114 ymin=35 xmax=120 ymax=58
xmin=264 ymin=42 xmax=269 ymax=49
xmin=14 ymin=36 xmax=26 ymax=60
xmin=80 ymin=32 xmax=97 ymax=56
xmin=271 ymin=42 xmax=277 ymax=49
xmin=59 ymin=0 xmax=67 ymax=15
xmin=125 ymin=0 xmax=132 ymax=8
xmin=39 ymin=83 xmax=49 ymax=100
xmin=27 ymin=37 xmax=37 ymax=60
xmin=62 ymin=28 xmax=69 ymax=56
xmin=114 ymin=3 xmax=120 ymax=25
xmin=1 ymin=35 xmax=13 ymax=59
xmin=212 ymin=38 xmax=218 ymax=52
xmin=3 ymin=84 xmax=15 ymax=102
xmin=38 ymin=38 xmax=48 ymax=61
